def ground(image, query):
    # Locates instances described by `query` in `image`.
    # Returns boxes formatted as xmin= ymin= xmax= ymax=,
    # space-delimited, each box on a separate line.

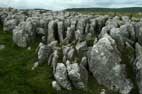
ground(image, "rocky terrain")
xmin=0 ymin=8 xmax=142 ymax=94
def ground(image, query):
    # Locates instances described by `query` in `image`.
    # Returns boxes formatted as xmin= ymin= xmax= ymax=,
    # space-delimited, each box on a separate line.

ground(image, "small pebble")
xmin=27 ymin=46 xmax=31 ymax=50
xmin=0 ymin=44 xmax=5 ymax=50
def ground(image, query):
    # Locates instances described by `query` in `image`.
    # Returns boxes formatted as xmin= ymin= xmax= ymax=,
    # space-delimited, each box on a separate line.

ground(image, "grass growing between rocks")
xmin=0 ymin=25 xmax=118 ymax=94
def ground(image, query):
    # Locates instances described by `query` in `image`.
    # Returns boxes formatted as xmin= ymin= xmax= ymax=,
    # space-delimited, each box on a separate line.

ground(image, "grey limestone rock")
xmin=134 ymin=43 xmax=142 ymax=94
xmin=89 ymin=34 xmax=133 ymax=94
xmin=66 ymin=60 xmax=86 ymax=89
xmin=54 ymin=63 xmax=72 ymax=90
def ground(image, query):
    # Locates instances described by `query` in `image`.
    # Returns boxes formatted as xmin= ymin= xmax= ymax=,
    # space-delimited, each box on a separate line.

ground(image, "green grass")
xmin=0 ymin=27 xmax=55 ymax=94
xmin=0 ymin=25 xmax=118 ymax=94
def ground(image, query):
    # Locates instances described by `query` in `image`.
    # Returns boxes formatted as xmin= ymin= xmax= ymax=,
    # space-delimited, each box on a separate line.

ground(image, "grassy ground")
xmin=0 ymin=26 xmax=55 ymax=94
xmin=0 ymin=25 xmax=118 ymax=94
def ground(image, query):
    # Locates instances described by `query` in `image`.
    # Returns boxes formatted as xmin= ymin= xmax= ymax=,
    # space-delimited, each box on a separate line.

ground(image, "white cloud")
xmin=0 ymin=0 xmax=141 ymax=10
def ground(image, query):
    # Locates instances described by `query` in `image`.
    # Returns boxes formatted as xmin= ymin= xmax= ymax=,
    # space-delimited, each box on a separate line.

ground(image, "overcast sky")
xmin=0 ymin=0 xmax=141 ymax=10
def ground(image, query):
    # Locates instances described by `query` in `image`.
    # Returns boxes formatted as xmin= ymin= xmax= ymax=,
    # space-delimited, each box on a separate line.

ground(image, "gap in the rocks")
xmin=53 ymin=23 xmax=60 ymax=43
xmin=0 ymin=17 xmax=3 ymax=31
xmin=119 ymin=43 xmax=139 ymax=94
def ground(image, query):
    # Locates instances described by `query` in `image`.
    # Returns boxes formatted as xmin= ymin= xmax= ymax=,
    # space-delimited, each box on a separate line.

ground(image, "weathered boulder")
xmin=62 ymin=45 xmax=71 ymax=63
xmin=105 ymin=18 xmax=119 ymax=28
xmin=134 ymin=43 xmax=142 ymax=94
xmin=75 ymin=29 xmax=82 ymax=41
xmin=62 ymin=46 xmax=76 ymax=61
xmin=0 ymin=44 xmax=5 ymax=50
xmin=37 ymin=42 xmax=53 ymax=64
xmin=89 ymin=34 xmax=133 ymax=94
xmin=65 ymin=27 xmax=75 ymax=43
xmin=122 ymin=16 xmax=130 ymax=23
xmin=100 ymin=89 xmax=106 ymax=94
xmin=77 ymin=18 xmax=87 ymax=34
xmin=13 ymin=27 xmax=28 ymax=48
xmin=76 ymin=41 xmax=87 ymax=57
xmin=119 ymin=23 xmax=135 ymax=42
xmin=52 ymin=81 xmax=61 ymax=91
xmin=24 ymin=21 xmax=36 ymax=40
xmin=51 ymin=50 xmax=59 ymax=73
xmin=67 ymin=47 xmax=76 ymax=60
xmin=110 ymin=27 xmax=134 ymax=52
xmin=110 ymin=28 xmax=125 ymax=51
xmin=48 ymin=20 xmax=57 ymax=43
xmin=36 ymin=27 xmax=45 ymax=35
xmin=66 ymin=60 xmax=86 ymax=89
xmin=80 ymin=56 xmax=88 ymax=85
xmin=48 ymin=41 xmax=58 ymax=49
xmin=3 ymin=19 xmax=18 ymax=32
xmin=12 ymin=20 xmax=36 ymax=47
xmin=135 ymin=22 xmax=142 ymax=46
xmin=54 ymin=63 xmax=72 ymax=90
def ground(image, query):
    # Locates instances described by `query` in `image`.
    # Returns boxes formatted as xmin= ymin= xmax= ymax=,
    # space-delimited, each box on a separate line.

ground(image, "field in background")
xmin=65 ymin=7 xmax=142 ymax=18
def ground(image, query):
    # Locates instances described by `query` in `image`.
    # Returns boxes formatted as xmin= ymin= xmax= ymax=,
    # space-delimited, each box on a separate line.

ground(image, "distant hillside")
xmin=65 ymin=7 xmax=142 ymax=13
